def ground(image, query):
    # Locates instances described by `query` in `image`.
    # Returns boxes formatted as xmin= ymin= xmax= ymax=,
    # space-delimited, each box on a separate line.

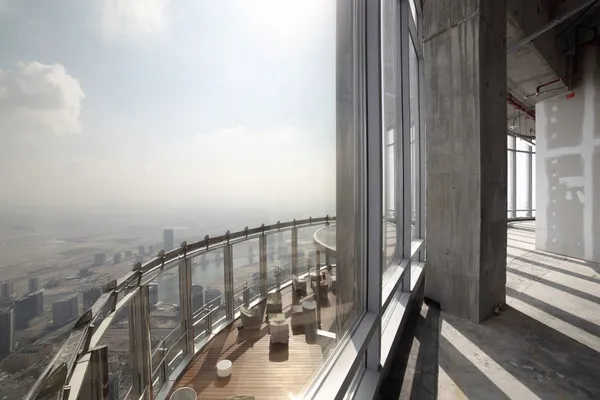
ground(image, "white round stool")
xmin=216 ymin=359 xmax=232 ymax=378
xmin=170 ymin=387 xmax=197 ymax=400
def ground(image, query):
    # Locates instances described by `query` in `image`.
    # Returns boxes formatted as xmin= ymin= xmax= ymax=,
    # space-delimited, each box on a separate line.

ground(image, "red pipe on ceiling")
xmin=507 ymin=93 xmax=535 ymax=120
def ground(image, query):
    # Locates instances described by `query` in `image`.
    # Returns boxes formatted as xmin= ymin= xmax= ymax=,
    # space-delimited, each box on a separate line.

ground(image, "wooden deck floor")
xmin=173 ymin=286 xmax=338 ymax=400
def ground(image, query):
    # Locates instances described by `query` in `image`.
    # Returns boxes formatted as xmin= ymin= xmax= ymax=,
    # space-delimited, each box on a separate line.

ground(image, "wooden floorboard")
xmin=173 ymin=286 xmax=338 ymax=400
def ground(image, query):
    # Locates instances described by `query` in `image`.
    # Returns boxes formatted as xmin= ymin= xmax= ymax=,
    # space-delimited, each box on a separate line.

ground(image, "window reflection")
xmin=381 ymin=0 xmax=400 ymax=271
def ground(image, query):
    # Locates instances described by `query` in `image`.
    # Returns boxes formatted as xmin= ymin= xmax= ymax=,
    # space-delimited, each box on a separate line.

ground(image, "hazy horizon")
xmin=0 ymin=0 xmax=337 ymax=214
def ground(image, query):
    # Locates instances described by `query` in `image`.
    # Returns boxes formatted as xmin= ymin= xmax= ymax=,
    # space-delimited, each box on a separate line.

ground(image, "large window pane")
xmin=516 ymin=152 xmax=531 ymax=213
xmin=532 ymin=152 xmax=537 ymax=213
xmin=508 ymin=150 xmax=515 ymax=218
xmin=382 ymin=0 xmax=400 ymax=271
xmin=232 ymin=238 xmax=260 ymax=312
xmin=409 ymin=37 xmax=419 ymax=239
xmin=5 ymin=0 xmax=366 ymax=398
xmin=98 ymin=300 xmax=133 ymax=400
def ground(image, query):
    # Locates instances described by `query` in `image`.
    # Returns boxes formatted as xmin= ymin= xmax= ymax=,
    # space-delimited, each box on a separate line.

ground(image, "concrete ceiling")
xmin=505 ymin=0 xmax=600 ymax=138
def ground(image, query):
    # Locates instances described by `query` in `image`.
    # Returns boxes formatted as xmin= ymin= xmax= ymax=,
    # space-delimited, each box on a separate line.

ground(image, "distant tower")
xmin=148 ymin=245 xmax=155 ymax=257
xmin=52 ymin=294 xmax=79 ymax=328
xmin=93 ymin=253 xmax=107 ymax=266
xmin=138 ymin=245 xmax=145 ymax=255
xmin=0 ymin=308 xmax=14 ymax=359
xmin=108 ymin=372 xmax=121 ymax=400
xmin=28 ymin=277 xmax=40 ymax=294
xmin=163 ymin=228 xmax=175 ymax=251
xmin=0 ymin=281 xmax=13 ymax=300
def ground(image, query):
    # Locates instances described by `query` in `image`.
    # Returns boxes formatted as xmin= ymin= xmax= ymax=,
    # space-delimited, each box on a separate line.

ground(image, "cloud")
xmin=0 ymin=62 xmax=85 ymax=135
xmin=99 ymin=0 xmax=170 ymax=38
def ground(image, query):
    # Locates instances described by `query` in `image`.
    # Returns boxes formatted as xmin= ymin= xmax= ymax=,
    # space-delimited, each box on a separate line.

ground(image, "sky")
xmin=0 ymin=0 xmax=336 ymax=221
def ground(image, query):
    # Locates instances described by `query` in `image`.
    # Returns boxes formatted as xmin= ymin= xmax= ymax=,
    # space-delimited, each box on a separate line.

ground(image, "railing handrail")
xmin=26 ymin=215 xmax=335 ymax=400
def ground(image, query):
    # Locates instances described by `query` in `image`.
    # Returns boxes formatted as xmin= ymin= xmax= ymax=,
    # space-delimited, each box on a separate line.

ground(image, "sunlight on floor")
xmin=439 ymin=321 xmax=541 ymax=400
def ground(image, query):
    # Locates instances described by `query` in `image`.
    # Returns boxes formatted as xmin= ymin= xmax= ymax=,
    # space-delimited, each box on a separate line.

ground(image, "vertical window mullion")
xmin=417 ymin=0 xmax=426 ymax=251
xmin=399 ymin=0 xmax=411 ymax=291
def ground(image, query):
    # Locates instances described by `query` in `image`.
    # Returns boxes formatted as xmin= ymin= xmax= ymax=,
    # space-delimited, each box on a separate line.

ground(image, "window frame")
xmin=307 ymin=1 xmax=426 ymax=399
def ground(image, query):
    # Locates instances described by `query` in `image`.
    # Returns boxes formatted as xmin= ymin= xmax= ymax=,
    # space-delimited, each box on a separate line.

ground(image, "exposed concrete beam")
xmin=508 ymin=0 xmax=599 ymax=53
xmin=506 ymin=0 xmax=568 ymax=106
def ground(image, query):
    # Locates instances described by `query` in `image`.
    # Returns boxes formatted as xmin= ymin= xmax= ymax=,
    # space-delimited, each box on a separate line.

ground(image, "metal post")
xmin=291 ymin=226 xmax=299 ymax=275
xmin=206 ymin=309 xmax=213 ymax=335
xmin=316 ymin=250 xmax=322 ymax=329
xmin=178 ymin=255 xmax=194 ymax=356
xmin=259 ymin=234 xmax=267 ymax=297
xmin=223 ymin=242 xmax=234 ymax=320
xmin=128 ymin=286 xmax=152 ymax=399
xmin=291 ymin=226 xmax=299 ymax=304
xmin=159 ymin=339 xmax=167 ymax=388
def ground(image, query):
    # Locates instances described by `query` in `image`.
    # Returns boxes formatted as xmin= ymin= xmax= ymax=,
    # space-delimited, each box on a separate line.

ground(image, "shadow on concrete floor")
xmin=380 ymin=302 xmax=600 ymax=400
xmin=442 ymin=305 xmax=600 ymax=399
xmin=506 ymin=287 xmax=600 ymax=339
xmin=505 ymin=248 xmax=600 ymax=284
xmin=378 ymin=300 xmax=440 ymax=400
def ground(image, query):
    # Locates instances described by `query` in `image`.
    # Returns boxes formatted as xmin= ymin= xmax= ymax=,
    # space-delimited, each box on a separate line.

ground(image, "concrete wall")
xmin=536 ymin=46 xmax=600 ymax=263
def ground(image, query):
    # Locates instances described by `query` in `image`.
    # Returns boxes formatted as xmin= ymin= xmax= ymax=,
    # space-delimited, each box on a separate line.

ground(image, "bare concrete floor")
xmin=379 ymin=221 xmax=600 ymax=400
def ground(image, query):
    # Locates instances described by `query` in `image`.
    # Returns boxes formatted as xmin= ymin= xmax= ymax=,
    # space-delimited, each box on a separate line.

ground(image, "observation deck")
xmin=27 ymin=216 xmax=345 ymax=400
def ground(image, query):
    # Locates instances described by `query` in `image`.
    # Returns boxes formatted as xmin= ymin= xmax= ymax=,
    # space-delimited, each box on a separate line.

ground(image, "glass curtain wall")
xmin=507 ymin=135 xmax=536 ymax=218
xmin=18 ymin=1 xmax=427 ymax=399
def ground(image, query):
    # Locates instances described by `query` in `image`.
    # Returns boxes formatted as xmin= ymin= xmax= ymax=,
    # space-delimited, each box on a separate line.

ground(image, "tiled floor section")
xmin=380 ymin=222 xmax=600 ymax=400
xmin=173 ymin=286 xmax=337 ymax=400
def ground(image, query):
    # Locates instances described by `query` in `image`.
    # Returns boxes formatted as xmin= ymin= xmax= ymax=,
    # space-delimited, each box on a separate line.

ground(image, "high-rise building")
xmin=191 ymin=285 xmax=204 ymax=311
xmin=204 ymin=287 xmax=222 ymax=307
xmin=138 ymin=245 xmax=145 ymax=255
xmin=28 ymin=277 xmax=40 ymax=294
xmin=148 ymin=283 xmax=159 ymax=308
xmin=163 ymin=228 xmax=174 ymax=251
xmin=0 ymin=281 xmax=13 ymax=300
xmin=93 ymin=253 xmax=107 ymax=266
xmin=83 ymin=287 xmax=102 ymax=310
xmin=0 ymin=308 xmax=14 ymax=359
xmin=108 ymin=372 xmax=120 ymax=400
xmin=148 ymin=245 xmax=155 ymax=257
xmin=52 ymin=295 xmax=79 ymax=328
xmin=125 ymin=250 xmax=133 ymax=258
xmin=113 ymin=253 xmax=122 ymax=264
xmin=14 ymin=291 xmax=44 ymax=330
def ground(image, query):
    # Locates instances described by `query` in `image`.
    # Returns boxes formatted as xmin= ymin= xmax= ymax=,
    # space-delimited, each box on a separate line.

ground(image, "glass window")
xmin=516 ymin=152 xmax=531 ymax=212
xmin=532 ymin=152 xmax=537 ymax=213
xmin=6 ymin=1 xmax=366 ymax=399
xmin=507 ymin=149 xmax=514 ymax=217
xmin=516 ymin=137 xmax=531 ymax=151
xmin=507 ymin=135 xmax=515 ymax=150
xmin=232 ymin=237 xmax=260 ymax=311
xmin=381 ymin=0 xmax=400 ymax=271
xmin=409 ymin=37 xmax=420 ymax=240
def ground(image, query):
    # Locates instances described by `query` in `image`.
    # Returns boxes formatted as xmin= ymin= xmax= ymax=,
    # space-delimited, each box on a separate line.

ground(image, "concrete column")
xmin=424 ymin=0 xmax=507 ymax=323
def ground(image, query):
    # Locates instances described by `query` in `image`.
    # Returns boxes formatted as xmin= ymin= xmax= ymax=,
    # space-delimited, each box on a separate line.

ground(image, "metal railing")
xmin=26 ymin=216 xmax=335 ymax=400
